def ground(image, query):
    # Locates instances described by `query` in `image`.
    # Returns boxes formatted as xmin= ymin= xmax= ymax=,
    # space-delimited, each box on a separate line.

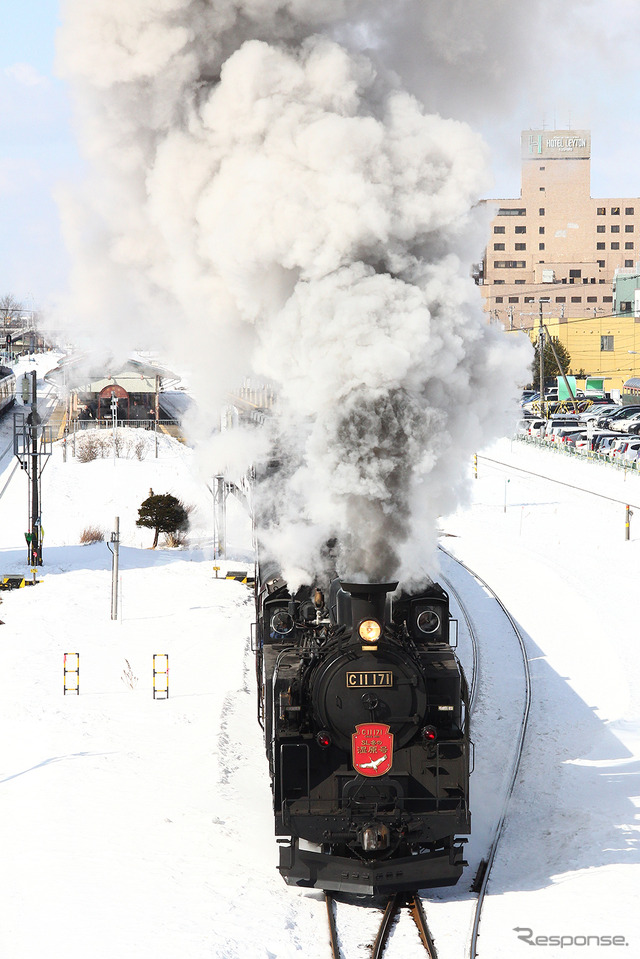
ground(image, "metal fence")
xmin=69 ymin=418 xmax=179 ymax=432
xmin=516 ymin=432 xmax=640 ymax=475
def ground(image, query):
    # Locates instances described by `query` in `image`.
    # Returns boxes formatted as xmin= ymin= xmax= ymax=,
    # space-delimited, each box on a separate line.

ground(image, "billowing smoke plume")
xmin=56 ymin=1 xmax=531 ymax=587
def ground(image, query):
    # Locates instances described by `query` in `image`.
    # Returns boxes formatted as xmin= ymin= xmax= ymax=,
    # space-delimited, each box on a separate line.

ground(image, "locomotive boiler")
xmin=255 ymin=565 xmax=471 ymax=896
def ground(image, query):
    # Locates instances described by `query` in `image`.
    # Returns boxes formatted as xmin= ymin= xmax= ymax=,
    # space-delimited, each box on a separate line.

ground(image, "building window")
xmin=539 ymin=208 xmax=545 ymax=215
xmin=495 ymin=296 xmax=504 ymax=303
xmin=494 ymin=226 xmax=506 ymax=234
xmin=625 ymin=260 xmax=634 ymax=267
xmin=539 ymin=227 xmax=545 ymax=234
xmin=625 ymin=224 xmax=634 ymax=233
xmin=597 ymin=242 xmax=605 ymax=250
xmin=620 ymin=302 xmax=633 ymax=312
xmin=599 ymin=279 xmax=606 ymax=284
xmin=597 ymin=260 xmax=605 ymax=267
xmin=498 ymin=208 xmax=526 ymax=216
xmin=514 ymin=279 xmax=526 ymax=284
xmin=494 ymin=280 xmax=505 ymax=285
xmin=515 ymin=243 xmax=526 ymax=250
xmin=539 ymin=243 xmax=545 ymax=250
xmin=603 ymin=295 xmax=613 ymax=302
xmin=508 ymin=296 xmax=519 ymax=303
xmin=597 ymin=207 xmax=606 ymax=215
xmin=601 ymin=335 xmax=614 ymax=351
xmin=539 ymin=186 xmax=545 ymax=192
xmin=625 ymin=242 xmax=634 ymax=250
xmin=569 ymin=269 xmax=582 ymax=278
xmin=524 ymin=296 xmax=535 ymax=302
xmin=494 ymin=260 xmax=526 ymax=268
xmin=611 ymin=207 xmax=620 ymax=215
xmin=611 ymin=225 xmax=620 ymax=233
xmin=587 ymin=296 xmax=597 ymax=303
xmin=555 ymin=296 xmax=566 ymax=303
xmin=571 ymin=296 xmax=582 ymax=303
xmin=626 ymin=207 xmax=635 ymax=215
xmin=611 ymin=242 xmax=620 ymax=250
xmin=540 ymin=166 xmax=546 ymax=171
xmin=494 ymin=243 xmax=505 ymax=250
xmin=515 ymin=226 xmax=526 ymax=234
xmin=596 ymin=225 xmax=605 ymax=233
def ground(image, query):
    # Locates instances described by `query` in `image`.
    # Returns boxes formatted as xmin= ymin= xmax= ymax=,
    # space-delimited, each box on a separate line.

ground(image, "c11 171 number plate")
xmin=346 ymin=671 xmax=393 ymax=687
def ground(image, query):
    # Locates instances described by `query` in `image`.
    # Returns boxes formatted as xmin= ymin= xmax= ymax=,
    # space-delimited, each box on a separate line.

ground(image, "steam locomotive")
xmin=0 ymin=365 xmax=16 ymax=417
xmin=255 ymin=565 xmax=471 ymax=896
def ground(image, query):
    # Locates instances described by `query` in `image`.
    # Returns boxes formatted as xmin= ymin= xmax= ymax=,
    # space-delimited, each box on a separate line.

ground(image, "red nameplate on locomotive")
xmin=352 ymin=723 xmax=393 ymax=777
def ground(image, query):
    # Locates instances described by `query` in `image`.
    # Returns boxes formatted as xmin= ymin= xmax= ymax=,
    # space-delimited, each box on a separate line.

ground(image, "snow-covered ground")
xmin=0 ymin=354 xmax=638 ymax=958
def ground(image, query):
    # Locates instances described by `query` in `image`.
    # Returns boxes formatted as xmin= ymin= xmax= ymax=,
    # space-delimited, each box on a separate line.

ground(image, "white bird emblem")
xmin=359 ymin=755 xmax=386 ymax=770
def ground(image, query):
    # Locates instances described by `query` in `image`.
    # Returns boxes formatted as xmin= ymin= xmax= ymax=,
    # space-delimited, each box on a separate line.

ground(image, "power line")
xmin=477 ymin=453 xmax=640 ymax=510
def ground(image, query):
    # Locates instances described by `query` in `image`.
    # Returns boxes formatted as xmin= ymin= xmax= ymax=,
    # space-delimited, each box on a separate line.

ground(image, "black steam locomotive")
xmin=255 ymin=565 xmax=471 ymax=896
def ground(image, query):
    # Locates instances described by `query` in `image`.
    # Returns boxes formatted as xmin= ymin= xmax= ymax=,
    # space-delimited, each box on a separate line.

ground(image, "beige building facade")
xmin=480 ymin=130 xmax=640 ymax=328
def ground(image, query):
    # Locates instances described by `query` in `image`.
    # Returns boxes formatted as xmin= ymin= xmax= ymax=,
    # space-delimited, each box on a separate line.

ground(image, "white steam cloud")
xmin=56 ymin=0 xmax=531 ymax=587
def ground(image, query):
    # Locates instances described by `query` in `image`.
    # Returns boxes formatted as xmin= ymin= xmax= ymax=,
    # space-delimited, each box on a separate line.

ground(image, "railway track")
xmin=439 ymin=546 xmax=532 ymax=959
xmin=326 ymin=892 xmax=437 ymax=959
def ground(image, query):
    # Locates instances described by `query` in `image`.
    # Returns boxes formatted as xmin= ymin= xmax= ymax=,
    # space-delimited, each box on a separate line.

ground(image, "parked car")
xmin=620 ymin=438 xmax=640 ymax=464
xmin=579 ymin=403 xmax=619 ymax=424
xmin=597 ymin=405 xmax=640 ymax=428
xmin=563 ymin=430 xmax=588 ymax=448
xmin=609 ymin=438 xmax=631 ymax=460
xmin=593 ymin=434 xmax=621 ymax=455
xmin=616 ymin=411 xmax=640 ymax=434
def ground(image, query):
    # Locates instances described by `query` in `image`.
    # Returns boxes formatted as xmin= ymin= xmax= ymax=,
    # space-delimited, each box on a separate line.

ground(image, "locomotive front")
xmin=257 ymin=572 xmax=470 ymax=896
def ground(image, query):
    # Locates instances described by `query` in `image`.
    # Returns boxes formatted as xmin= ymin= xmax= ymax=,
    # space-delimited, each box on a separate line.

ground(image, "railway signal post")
xmin=13 ymin=370 xmax=52 ymax=566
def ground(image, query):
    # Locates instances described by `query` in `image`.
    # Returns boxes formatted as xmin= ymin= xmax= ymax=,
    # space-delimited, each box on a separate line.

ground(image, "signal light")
xmin=358 ymin=620 xmax=381 ymax=643
xmin=421 ymin=725 xmax=437 ymax=742
xmin=316 ymin=730 xmax=332 ymax=748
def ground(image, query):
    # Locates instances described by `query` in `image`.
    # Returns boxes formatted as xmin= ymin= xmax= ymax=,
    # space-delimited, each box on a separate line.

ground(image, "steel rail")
xmin=326 ymin=893 xmax=437 ymax=959
xmin=408 ymin=894 xmax=438 ymax=958
xmin=439 ymin=546 xmax=532 ymax=959
xmin=325 ymin=893 xmax=340 ymax=959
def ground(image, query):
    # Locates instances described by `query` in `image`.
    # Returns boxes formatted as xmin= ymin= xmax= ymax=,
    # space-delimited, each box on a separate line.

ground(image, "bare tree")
xmin=0 ymin=293 xmax=23 ymax=332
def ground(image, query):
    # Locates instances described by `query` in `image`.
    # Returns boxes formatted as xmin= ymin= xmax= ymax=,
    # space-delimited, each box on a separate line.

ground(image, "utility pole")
xmin=538 ymin=301 xmax=546 ymax=419
xmin=111 ymin=390 xmax=117 ymax=466
xmin=543 ymin=325 xmax=579 ymax=413
xmin=109 ymin=517 xmax=120 ymax=620
xmin=213 ymin=475 xmax=227 ymax=559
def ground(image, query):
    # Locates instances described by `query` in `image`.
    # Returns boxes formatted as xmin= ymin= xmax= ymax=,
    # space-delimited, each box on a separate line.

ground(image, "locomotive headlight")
xmin=358 ymin=620 xmax=381 ymax=643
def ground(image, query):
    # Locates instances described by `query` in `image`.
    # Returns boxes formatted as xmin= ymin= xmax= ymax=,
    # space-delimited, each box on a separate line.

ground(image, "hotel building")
xmin=479 ymin=130 xmax=640 ymax=330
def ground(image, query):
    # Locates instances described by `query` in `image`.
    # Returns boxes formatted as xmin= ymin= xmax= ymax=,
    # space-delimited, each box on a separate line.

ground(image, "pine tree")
xmin=136 ymin=491 xmax=189 ymax=548
xmin=531 ymin=336 xmax=572 ymax=392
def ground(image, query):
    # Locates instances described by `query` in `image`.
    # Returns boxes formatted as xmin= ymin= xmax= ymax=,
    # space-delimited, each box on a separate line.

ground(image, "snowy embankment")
xmin=441 ymin=439 xmax=640 ymax=957
xmin=0 ymin=357 xmax=638 ymax=959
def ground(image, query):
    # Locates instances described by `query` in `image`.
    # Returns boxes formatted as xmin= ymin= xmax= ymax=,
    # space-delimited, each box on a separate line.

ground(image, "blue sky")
xmin=0 ymin=1 xmax=79 ymax=308
xmin=1 ymin=1 xmax=639 ymax=310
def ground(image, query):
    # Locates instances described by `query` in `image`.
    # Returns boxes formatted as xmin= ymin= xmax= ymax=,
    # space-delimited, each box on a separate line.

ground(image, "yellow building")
xmin=510 ymin=312 xmax=640 ymax=394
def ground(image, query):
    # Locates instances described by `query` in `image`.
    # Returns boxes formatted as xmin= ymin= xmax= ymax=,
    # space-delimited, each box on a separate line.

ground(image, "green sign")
xmin=557 ymin=376 xmax=577 ymax=400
